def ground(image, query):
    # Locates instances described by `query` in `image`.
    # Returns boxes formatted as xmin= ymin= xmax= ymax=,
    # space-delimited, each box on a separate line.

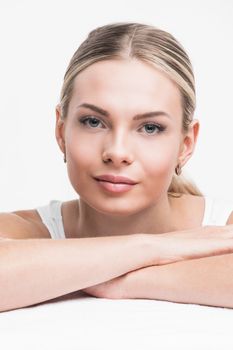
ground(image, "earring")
xmin=175 ymin=163 xmax=182 ymax=176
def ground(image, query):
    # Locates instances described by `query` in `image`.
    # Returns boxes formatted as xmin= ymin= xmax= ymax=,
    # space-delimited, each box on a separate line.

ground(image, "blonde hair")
xmin=59 ymin=22 xmax=202 ymax=197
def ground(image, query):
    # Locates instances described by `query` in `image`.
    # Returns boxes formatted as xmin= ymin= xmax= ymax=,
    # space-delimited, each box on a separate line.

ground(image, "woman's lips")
xmin=94 ymin=174 xmax=137 ymax=185
xmin=94 ymin=179 xmax=136 ymax=193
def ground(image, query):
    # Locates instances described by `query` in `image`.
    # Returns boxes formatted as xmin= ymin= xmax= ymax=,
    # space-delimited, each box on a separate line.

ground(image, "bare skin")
xmin=12 ymin=193 xmax=206 ymax=239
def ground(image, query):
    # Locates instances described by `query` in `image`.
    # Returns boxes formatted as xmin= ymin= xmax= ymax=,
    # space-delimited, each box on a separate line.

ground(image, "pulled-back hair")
xmin=59 ymin=22 xmax=202 ymax=197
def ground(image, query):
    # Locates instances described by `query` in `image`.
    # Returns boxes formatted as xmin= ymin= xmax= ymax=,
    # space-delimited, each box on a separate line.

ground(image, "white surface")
xmin=0 ymin=0 xmax=233 ymax=212
xmin=1 ymin=292 xmax=233 ymax=349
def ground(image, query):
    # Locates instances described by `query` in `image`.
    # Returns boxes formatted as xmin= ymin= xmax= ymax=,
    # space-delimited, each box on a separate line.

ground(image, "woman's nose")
xmin=102 ymin=134 xmax=134 ymax=166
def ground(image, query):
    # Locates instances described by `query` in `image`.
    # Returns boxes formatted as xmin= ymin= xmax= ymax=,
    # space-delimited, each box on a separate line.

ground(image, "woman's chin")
xmin=93 ymin=204 xmax=140 ymax=217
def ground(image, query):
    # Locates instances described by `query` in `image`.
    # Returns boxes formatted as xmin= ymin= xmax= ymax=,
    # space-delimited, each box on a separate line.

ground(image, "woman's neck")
xmin=76 ymin=195 xmax=178 ymax=238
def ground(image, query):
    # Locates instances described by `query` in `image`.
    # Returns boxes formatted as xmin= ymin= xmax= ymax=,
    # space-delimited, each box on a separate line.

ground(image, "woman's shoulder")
xmin=173 ymin=194 xmax=233 ymax=227
xmin=0 ymin=208 xmax=51 ymax=239
xmin=12 ymin=199 xmax=78 ymax=239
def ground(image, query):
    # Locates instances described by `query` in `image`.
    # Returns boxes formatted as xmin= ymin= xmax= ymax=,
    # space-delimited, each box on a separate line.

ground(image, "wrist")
xmin=123 ymin=265 xmax=163 ymax=299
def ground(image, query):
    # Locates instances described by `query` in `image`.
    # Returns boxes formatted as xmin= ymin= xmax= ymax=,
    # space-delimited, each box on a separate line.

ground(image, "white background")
xmin=0 ymin=0 xmax=232 ymax=212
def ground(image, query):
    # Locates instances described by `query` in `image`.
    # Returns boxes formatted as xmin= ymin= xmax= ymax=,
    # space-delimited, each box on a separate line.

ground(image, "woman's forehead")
xmin=74 ymin=59 xmax=178 ymax=93
xmin=70 ymin=59 xmax=183 ymax=120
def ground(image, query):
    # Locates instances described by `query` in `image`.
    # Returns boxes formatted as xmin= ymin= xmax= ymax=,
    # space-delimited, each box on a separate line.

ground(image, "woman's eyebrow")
xmin=77 ymin=103 xmax=171 ymax=120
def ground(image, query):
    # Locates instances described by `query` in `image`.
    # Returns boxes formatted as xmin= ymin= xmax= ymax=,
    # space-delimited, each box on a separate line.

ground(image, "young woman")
xmin=1 ymin=22 xmax=233 ymax=312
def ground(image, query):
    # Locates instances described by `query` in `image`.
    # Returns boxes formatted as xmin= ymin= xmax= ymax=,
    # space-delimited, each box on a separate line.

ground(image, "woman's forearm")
xmin=124 ymin=253 xmax=233 ymax=308
xmin=0 ymin=234 xmax=154 ymax=312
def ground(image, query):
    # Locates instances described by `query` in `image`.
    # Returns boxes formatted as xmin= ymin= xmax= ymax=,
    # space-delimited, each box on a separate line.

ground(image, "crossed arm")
xmin=83 ymin=225 xmax=233 ymax=309
xmin=83 ymin=253 xmax=233 ymax=308
xmin=122 ymin=253 xmax=233 ymax=308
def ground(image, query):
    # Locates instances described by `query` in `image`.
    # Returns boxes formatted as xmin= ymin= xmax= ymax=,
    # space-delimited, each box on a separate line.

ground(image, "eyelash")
xmin=78 ymin=116 xmax=166 ymax=135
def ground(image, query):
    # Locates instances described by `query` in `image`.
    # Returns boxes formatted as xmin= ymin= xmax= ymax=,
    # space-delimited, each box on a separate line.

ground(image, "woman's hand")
xmin=142 ymin=224 xmax=233 ymax=265
xmin=82 ymin=275 xmax=126 ymax=299
xmin=83 ymin=225 xmax=233 ymax=298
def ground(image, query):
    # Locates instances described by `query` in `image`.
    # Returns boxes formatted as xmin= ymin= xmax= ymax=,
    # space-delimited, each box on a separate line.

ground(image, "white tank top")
xmin=36 ymin=197 xmax=233 ymax=239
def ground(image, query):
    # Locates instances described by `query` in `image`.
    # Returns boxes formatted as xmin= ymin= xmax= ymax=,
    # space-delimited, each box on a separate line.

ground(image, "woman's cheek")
xmin=141 ymin=142 xmax=177 ymax=177
xmin=67 ymin=133 xmax=99 ymax=166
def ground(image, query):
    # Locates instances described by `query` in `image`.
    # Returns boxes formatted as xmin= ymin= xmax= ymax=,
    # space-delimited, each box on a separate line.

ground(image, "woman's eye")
xmin=79 ymin=117 xmax=165 ymax=135
xmin=141 ymin=123 xmax=165 ymax=135
xmin=79 ymin=116 xmax=104 ymax=128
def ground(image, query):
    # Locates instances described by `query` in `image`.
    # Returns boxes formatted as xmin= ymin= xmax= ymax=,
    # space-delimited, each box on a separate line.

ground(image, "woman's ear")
xmin=178 ymin=119 xmax=200 ymax=167
xmin=55 ymin=104 xmax=66 ymax=154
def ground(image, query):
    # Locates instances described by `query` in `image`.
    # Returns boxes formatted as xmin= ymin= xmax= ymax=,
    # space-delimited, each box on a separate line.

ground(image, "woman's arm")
xmin=1 ymin=215 xmax=233 ymax=312
xmin=83 ymin=225 xmax=233 ymax=308
xmin=122 ymin=252 xmax=233 ymax=308
xmin=0 ymin=230 xmax=153 ymax=312
xmin=122 ymin=221 xmax=233 ymax=308
xmin=83 ymin=252 xmax=233 ymax=309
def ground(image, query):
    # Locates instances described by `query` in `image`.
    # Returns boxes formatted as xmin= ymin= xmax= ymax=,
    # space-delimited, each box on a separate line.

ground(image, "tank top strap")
xmin=202 ymin=197 xmax=214 ymax=226
xmin=202 ymin=196 xmax=233 ymax=226
xmin=36 ymin=200 xmax=66 ymax=239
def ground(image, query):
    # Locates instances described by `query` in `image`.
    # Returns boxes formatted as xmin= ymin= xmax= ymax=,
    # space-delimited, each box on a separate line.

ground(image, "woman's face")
xmin=56 ymin=58 xmax=195 ymax=216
